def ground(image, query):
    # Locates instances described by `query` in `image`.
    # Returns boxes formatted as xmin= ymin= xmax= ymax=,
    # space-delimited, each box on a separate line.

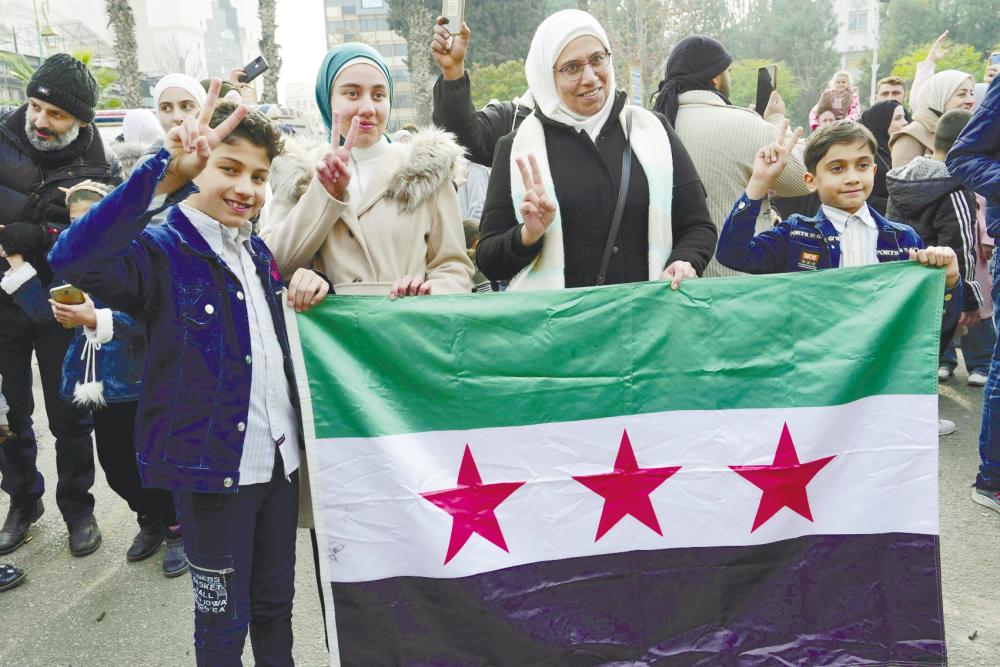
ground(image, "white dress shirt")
xmin=822 ymin=203 xmax=879 ymax=267
xmin=180 ymin=203 xmax=300 ymax=485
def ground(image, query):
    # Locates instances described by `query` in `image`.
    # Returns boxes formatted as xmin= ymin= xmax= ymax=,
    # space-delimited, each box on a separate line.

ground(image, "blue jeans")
xmin=977 ymin=255 xmax=1000 ymax=489
xmin=942 ymin=318 xmax=997 ymax=374
xmin=174 ymin=459 xmax=298 ymax=666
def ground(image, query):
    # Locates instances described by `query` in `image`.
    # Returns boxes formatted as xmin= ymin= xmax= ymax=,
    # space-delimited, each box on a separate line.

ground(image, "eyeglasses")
xmin=554 ymin=51 xmax=611 ymax=81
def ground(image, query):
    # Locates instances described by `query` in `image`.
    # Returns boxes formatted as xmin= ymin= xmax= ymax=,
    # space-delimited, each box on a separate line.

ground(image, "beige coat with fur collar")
xmin=261 ymin=129 xmax=474 ymax=294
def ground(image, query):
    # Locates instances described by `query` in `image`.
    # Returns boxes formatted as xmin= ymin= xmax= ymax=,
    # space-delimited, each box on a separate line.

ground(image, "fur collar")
xmin=385 ymin=128 xmax=463 ymax=212
xmin=269 ymin=129 xmax=463 ymax=213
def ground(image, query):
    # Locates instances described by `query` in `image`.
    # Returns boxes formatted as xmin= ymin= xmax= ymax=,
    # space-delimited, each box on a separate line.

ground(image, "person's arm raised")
xmin=155 ymin=79 xmax=248 ymax=197
xmin=746 ymin=121 xmax=803 ymax=200
xmin=516 ymin=154 xmax=557 ymax=247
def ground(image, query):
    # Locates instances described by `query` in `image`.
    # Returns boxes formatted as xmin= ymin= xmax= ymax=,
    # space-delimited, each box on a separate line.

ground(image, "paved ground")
xmin=0 ymin=361 xmax=997 ymax=666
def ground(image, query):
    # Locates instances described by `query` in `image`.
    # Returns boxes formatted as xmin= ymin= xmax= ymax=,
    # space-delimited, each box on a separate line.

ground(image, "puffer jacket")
xmin=886 ymin=156 xmax=982 ymax=312
xmin=947 ymin=78 xmax=1000 ymax=236
xmin=0 ymin=104 xmax=122 ymax=305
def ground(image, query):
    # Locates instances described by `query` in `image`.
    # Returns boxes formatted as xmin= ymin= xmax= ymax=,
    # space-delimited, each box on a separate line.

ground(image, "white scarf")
xmin=508 ymin=103 xmax=674 ymax=291
xmin=524 ymin=10 xmax=616 ymax=142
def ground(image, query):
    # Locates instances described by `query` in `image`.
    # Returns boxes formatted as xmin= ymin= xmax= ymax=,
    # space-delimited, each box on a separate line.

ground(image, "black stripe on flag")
xmin=330 ymin=532 xmax=945 ymax=666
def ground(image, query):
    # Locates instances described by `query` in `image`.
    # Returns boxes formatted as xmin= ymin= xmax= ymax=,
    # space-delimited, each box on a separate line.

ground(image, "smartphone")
xmin=755 ymin=64 xmax=778 ymax=117
xmin=238 ymin=55 xmax=268 ymax=84
xmin=991 ymin=52 xmax=1000 ymax=66
xmin=50 ymin=284 xmax=85 ymax=328
xmin=441 ymin=0 xmax=466 ymax=35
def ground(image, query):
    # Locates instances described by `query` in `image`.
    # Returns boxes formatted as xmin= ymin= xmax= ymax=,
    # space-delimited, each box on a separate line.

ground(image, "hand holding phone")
xmin=238 ymin=56 xmax=268 ymax=84
xmin=755 ymin=65 xmax=778 ymax=118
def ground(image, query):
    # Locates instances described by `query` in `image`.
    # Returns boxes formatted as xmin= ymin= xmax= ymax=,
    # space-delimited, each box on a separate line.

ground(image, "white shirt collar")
xmin=822 ymin=203 xmax=876 ymax=232
xmin=180 ymin=203 xmax=251 ymax=254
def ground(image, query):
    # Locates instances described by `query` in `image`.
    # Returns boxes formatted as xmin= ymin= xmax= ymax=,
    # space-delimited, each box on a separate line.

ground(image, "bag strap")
xmin=596 ymin=109 xmax=633 ymax=286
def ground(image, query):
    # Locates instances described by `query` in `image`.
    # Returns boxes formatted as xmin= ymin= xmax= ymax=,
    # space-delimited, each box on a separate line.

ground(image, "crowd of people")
xmin=0 ymin=8 xmax=997 ymax=665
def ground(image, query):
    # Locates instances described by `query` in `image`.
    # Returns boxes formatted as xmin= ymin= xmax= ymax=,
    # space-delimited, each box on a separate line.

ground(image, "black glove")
xmin=0 ymin=223 xmax=48 ymax=258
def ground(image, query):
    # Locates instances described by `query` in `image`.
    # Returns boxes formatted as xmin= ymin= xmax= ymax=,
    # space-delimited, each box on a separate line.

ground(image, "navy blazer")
xmin=48 ymin=149 xmax=304 ymax=493
xmin=717 ymin=194 xmax=962 ymax=330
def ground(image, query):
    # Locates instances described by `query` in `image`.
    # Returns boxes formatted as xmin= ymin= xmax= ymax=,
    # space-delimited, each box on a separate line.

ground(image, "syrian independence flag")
xmin=289 ymin=262 xmax=947 ymax=666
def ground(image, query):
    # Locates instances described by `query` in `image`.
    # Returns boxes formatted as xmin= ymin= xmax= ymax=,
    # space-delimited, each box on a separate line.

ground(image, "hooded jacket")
xmin=261 ymin=129 xmax=474 ymax=293
xmin=886 ymin=156 xmax=981 ymax=311
xmin=947 ymin=78 xmax=1000 ymax=237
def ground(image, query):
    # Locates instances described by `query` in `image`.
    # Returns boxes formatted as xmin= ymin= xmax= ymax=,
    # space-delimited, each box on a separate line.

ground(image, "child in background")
xmin=810 ymin=71 xmax=861 ymax=129
xmin=717 ymin=120 xmax=961 ymax=436
xmin=886 ymin=109 xmax=982 ymax=381
xmin=48 ymin=82 xmax=329 ymax=665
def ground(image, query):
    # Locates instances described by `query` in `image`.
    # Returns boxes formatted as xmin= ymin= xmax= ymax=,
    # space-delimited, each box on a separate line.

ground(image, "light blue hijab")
xmin=314 ymin=42 xmax=394 ymax=139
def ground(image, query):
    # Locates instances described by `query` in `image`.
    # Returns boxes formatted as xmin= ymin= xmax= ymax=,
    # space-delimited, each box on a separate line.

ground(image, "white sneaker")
xmin=967 ymin=371 xmax=988 ymax=387
xmin=972 ymin=487 xmax=1000 ymax=515
xmin=938 ymin=366 xmax=953 ymax=382
xmin=938 ymin=419 xmax=957 ymax=436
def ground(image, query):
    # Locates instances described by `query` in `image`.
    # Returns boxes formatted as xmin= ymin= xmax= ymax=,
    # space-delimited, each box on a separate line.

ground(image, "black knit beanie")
xmin=652 ymin=36 xmax=733 ymax=127
xmin=26 ymin=53 xmax=99 ymax=123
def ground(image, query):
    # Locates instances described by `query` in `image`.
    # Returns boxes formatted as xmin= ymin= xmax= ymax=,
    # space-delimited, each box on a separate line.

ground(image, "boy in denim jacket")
xmin=49 ymin=82 xmax=330 ymax=666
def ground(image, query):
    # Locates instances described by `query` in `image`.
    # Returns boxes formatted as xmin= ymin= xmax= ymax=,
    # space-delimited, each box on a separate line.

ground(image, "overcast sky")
xmin=275 ymin=2 xmax=330 ymax=101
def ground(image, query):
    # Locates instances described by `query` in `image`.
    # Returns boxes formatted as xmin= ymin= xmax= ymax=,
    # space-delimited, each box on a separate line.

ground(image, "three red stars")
xmin=573 ymin=429 xmax=681 ymax=541
xmin=420 ymin=445 xmax=525 ymax=564
xmin=730 ymin=422 xmax=835 ymax=532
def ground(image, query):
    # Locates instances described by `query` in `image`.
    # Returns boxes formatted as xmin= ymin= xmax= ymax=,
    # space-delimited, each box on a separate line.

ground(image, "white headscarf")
xmin=152 ymin=74 xmax=207 ymax=108
xmin=525 ymin=10 xmax=617 ymax=142
xmin=121 ymin=109 xmax=163 ymax=145
xmin=915 ymin=70 xmax=974 ymax=116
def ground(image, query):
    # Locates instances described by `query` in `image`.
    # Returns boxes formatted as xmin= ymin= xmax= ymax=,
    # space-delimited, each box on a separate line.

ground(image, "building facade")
xmin=324 ymin=0 xmax=416 ymax=130
xmin=833 ymin=0 xmax=878 ymax=79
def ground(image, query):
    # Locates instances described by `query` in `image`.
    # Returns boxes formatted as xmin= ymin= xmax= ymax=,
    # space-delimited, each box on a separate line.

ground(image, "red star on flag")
xmin=730 ymin=423 xmax=836 ymax=532
xmin=421 ymin=445 xmax=525 ymax=565
xmin=573 ymin=429 xmax=681 ymax=541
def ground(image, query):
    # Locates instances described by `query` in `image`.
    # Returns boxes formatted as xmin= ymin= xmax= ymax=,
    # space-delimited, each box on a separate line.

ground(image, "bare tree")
xmin=105 ymin=0 xmax=141 ymax=108
xmin=151 ymin=36 xmax=201 ymax=78
xmin=257 ymin=0 xmax=282 ymax=104
xmin=589 ymin=0 xmax=669 ymax=107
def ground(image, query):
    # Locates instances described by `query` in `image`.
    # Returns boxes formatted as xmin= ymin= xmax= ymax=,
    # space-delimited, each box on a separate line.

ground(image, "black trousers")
xmin=0 ymin=303 xmax=95 ymax=523
xmin=174 ymin=460 xmax=298 ymax=667
xmin=93 ymin=401 xmax=177 ymax=528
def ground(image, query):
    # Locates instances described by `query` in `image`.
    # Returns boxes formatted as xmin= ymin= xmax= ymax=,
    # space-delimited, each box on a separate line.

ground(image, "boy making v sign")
xmin=48 ymin=80 xmax=329 ymax=666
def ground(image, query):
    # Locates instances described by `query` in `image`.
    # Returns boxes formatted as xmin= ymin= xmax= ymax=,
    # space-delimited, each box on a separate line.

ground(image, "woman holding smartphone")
xmin=476 ymin=9 xmax=716 ymax=290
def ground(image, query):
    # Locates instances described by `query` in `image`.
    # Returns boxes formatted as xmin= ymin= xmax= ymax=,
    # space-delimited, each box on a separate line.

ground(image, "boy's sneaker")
xmin=938 ymin=366 xmax=953 ymax=382
xmin=971 ymin=486 xmax=1000 ymax=515
xmin=967 ymin=370 xmax=988 ymax=387
xmin=938 ymin=419 xmax=957 ymax=436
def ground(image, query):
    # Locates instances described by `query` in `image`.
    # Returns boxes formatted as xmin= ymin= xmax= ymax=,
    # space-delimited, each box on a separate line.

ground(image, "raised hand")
xmin=159 ymin=78 xmax=248 ymax=192
xmin=746 ymin=120 xmax=803 ymax=199
xmin=762 ymin=90 xmax=786 ymax=119
xmin=431 ymin=17 xmax=470 ymax=80
xmin=927 ymin=31 xmax=949 ymax=63
xmin=516 ymin=154 xmax=557 ymax=247
xmin=49 ymin=293 xmax=97 ymax=329
xmin=316 ymin=111 xmax=360 ymax=200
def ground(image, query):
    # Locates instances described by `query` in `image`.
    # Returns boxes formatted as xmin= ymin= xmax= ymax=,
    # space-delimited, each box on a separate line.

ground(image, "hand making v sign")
xmin=316 ymin=111 xmax=361 ymax=200
xmin=516 ymin=154 xmax=557 ymax=248
xmin=156 ymin=78 xmax=248 ymax=196
xmin=746 ymin=119 xmax=804 ymax=200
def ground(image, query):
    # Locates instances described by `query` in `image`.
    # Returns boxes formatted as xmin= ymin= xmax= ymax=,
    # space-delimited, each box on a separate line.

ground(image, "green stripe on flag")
xmin=296 ymin=262 xmax=944 ymax=439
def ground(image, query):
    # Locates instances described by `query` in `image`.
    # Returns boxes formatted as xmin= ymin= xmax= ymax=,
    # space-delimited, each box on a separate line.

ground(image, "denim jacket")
xmin=4 ymin=270 xmax=145 ymax=403
xmin=947 ymin=77 xmax=1000 ymax=237
xmin=48 ymin=149 xmax=304 ymax=493
xmin=717 ymin=194 xmax=962 ymax=330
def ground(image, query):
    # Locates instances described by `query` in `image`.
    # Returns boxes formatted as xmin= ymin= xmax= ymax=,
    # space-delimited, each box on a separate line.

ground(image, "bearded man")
xmin=0 ymin=53 xmax=121 ymax=558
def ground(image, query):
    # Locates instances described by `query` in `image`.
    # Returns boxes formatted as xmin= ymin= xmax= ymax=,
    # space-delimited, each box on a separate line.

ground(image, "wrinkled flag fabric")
xmin=289 ymin=261 xmax=947 ymax=666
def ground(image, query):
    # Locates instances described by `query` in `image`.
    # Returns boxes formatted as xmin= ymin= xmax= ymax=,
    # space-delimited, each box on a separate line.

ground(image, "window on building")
xmin=361 ymin=17 xmax=377 ymax=32
xmin=377 ymin=17 xmax=389 ymax=31
xmin=361 ymin=0 xmax=384 ymax=7
xmin=376 ymin=43 xmax=393 ymax=57
xmin=394 ymin=43 xmax=408 ymax=57
xmin=847 ymin=10 xmax=867 ymax=32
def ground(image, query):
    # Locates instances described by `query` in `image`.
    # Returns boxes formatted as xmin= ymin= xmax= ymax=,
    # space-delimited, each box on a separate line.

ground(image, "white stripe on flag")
xmin=310 ymin=394 xmax=939 ymax=582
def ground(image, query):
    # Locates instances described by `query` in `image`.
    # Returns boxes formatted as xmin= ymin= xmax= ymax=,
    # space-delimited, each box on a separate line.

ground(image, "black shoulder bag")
xmin=596 ymin=110 xmax=633 ymax=286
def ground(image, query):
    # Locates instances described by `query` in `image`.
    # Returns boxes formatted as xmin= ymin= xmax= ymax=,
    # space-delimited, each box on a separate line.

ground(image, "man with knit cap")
xmin=651 ymin=36 xmax=811 ymax=277
xmin=0 ymin=53 xmax=121 ymax=558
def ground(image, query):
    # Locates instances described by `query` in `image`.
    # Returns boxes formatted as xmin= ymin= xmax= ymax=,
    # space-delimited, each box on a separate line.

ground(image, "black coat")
xmin=476 ymin=92 xmax=717 ymax=287
xmin=0 ymin=104 xmax=121 ymax=302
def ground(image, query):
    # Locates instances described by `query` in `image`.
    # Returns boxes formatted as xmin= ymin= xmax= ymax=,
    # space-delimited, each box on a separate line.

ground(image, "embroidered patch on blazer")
xmin=797 ymin=250 xmax=820 ymax=270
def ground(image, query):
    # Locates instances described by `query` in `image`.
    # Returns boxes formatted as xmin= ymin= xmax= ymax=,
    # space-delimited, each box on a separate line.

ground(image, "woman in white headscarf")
xmin=152 ymin=74 xmax=206 ymax=135
xmin=890 ymin=69 xmax=975 ymax=168
xmin=476 ymin=9 xmax=716 ymax=291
